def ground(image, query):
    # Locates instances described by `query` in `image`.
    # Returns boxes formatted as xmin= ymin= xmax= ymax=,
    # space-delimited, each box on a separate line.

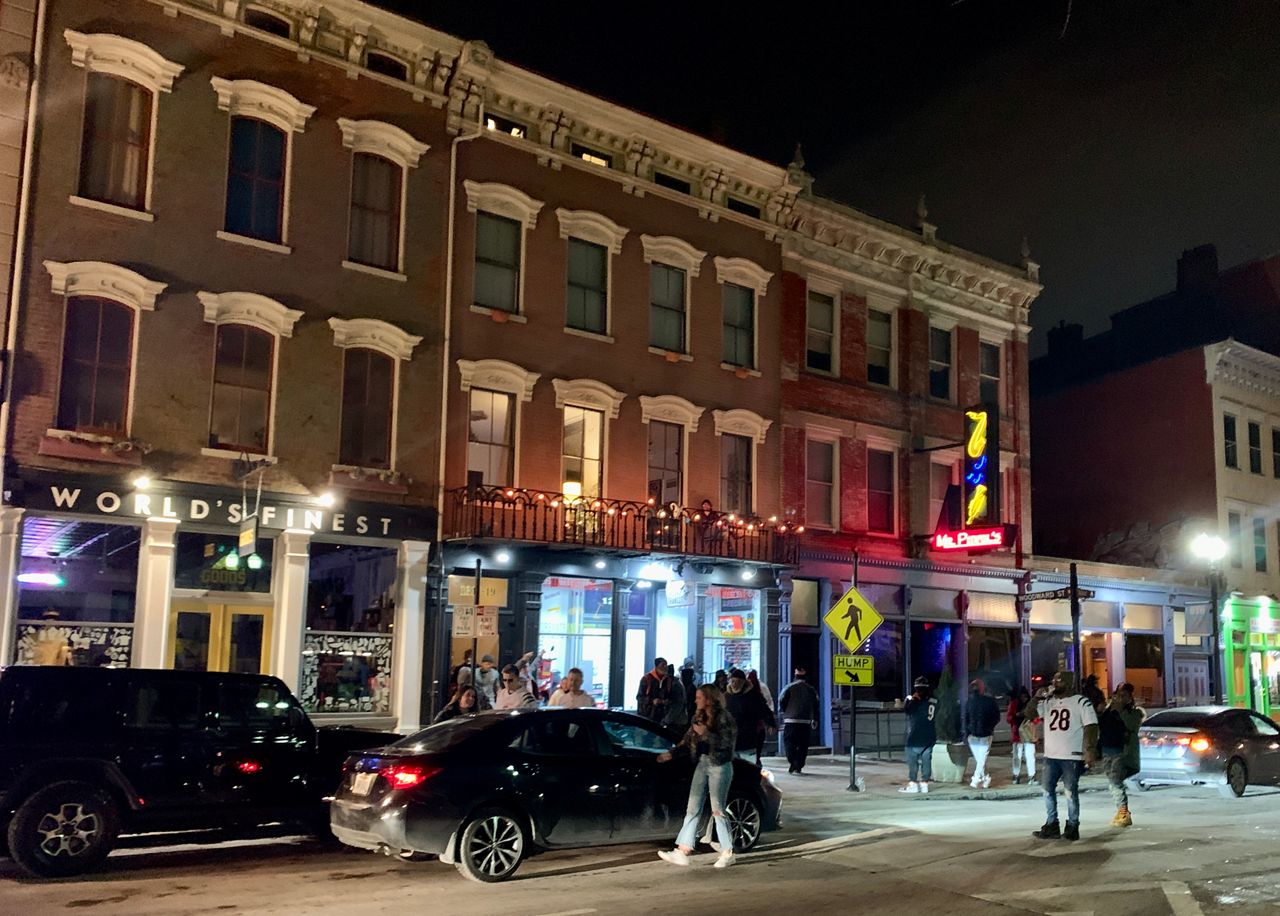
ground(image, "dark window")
xmin=722 ymin=283 xmax=755 ymax=368
xmin=126 ymin=678 xmax=202 ymax=730
xmin=225 ymin=116 xmax=286 ymax=243
xmin=1 ymin=670 xmax=118 ymax=738
xmin=244 ymin=8 xmax=291 ymax=37
xmin=562 ymin=405 xmax=604 ymax=498
xmin=474 ymin=211 xmax=521 ymax=313
xmin=806 ymin=290 xmax=835 ymax=373
xmin=1272 ymin=429 xmax=1280 ymax=478
xmin=570 ymin=142 xmax=611 ymax=167
xmin=365 ymin=52 xmax=407 ymax=81
xmin=216 ymin=680 xmax=298 ymax=732
xmin=725 ymin=197 xmax=761 ymax=219
xmin=647 ymin=420 xmax=683 ymax=504
xmin=467 ymin=388 xmax=514 ymax=486
xmin=600 ymin=718 xmax=672 ymax=754
xmin=867 ymin=310 xmax=892 ymax=386
xmin=806 ymin=437 xmax=836 ymax=529
xmin=79 ymin=73 xmax=152 ymax=210
xmin=1229 ymin=511 xmax=1243 ymax=569
xmin=1249 ymin=421 xmax=1263 ymax=474
xmin=339 ymin=347 xmax=394 ymax=469
xmin=1255 ymin=516 xmax=1268 ymax=573
xmin=484 ymin=114 xmax=526 ymax=138
xmin=348 ymin=152 xmax=402 ymax=271
xmin=720 ymin=434 xmax=753 ymax=514
xmin=209 ymin=323 xmax=274 ymax=453
xmin=306 ymin=543 xmax=398 ymax=633
xmin=867 ymin=448 xmax=895 ymax=534
xmin=652 ymin=171 xmax=691 ymax=194
xmin=57 ymin=296 xmax=134 ymax=433
xmin=650 ymin=263 xmax=686 ymax=352
xmin=929 ymin=326 xmax=952 ymax=400
xmin=566 ymin=238 xmax=607 ymax=334
xmin=1143 ymin=710 xmax=1210 ymax=728
xmin=1224 ymin=414 xmax=1238 ymax=468
xmin=980 ymin=342 xmax=1002 ymax=405
xmin=512 ymin=716 xmax=597 ymax=755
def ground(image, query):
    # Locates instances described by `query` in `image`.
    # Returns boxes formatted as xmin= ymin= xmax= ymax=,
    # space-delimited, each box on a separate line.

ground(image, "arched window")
xmin=244 ymin=8 xmax=291 ymax=38
xmin=209 ymin=323 xmax=274 ymax=453
xmin=57 ymin=297 xmax=135 ymax=434
xmin=349 ymin=153 xmax=401 ymax=271
xmin=79 ymin=74 xmax=152 ymax=210
xmin=339 ymin=348 xmax=395 ymax=469
xmin=226 ymin=116 xmax=287 ymax=244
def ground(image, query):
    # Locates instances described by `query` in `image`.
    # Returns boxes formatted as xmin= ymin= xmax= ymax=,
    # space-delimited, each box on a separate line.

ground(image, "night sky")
xmin=388 ymin=1 xmax=1280 ymax=354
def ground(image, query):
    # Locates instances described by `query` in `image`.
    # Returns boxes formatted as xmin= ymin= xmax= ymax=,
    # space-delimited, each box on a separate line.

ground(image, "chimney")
xmin=1176 ymin=244 xmax=1218 ymax=293
xmin=1046 ymin=321 xmax=1084 ymax=358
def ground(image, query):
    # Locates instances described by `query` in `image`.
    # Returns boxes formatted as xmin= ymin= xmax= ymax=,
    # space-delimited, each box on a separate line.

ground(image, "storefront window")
xmin=969 ymin=625 xmax=1019 ymax=698
xmin=301 ymin=543 xmax=398 ymax=716
xmin=865 ymin=618 xmax=903 ymax=702
xmin=1030 ymin=630 xmax=1072 ymax=692
xmin=174 ymin=532 xmax=273 ymax=592
xmin=911 ymin=620 xmax=959 ymax=691
xmin=702 ymin=586 xmax=761 ymax=676
xmin=538 ymin=577 xmax=611 ymax=702
xmin=14 ymin=517 xmax=139 ymax=666
xmin=1125 ymin=634 xmax=1165 ymax=707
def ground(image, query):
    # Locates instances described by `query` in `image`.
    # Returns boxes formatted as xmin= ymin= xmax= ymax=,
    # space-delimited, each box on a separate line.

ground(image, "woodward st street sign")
xmin=1025 ymin=587 xmax=1096 ymax=601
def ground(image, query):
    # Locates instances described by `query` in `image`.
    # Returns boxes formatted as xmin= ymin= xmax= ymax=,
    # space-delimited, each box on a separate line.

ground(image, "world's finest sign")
xmin=9 ymin=471 xmax=437 ymax=542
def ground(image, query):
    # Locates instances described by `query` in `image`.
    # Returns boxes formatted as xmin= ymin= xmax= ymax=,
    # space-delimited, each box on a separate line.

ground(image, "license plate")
xmin=351 ymin=772 xmax=377 ymax=796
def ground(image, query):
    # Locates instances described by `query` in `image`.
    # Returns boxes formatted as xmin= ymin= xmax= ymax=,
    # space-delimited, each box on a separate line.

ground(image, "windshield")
xmin=388 ymin=714 xmax=502 ymax=753
xmin=1143 ymin=711 xmax=1211 ymax=728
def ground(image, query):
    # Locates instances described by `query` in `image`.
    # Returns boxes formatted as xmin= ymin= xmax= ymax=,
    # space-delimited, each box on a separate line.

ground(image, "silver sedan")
xmin=1137 ymin=706 xmax=1280 ymax=798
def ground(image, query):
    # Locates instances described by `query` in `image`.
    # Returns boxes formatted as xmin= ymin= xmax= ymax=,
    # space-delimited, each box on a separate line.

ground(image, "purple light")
xmin=17 ymin=572 xmax=64 ymax=587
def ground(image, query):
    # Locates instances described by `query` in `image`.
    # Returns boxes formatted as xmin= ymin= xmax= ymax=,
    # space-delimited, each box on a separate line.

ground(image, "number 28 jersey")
xmin=1041 ymin=694 xmax=1098 ymax=760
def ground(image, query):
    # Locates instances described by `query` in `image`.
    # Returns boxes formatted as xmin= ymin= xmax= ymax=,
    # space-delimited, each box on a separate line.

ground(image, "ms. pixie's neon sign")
xmin=963 ymin=407 xmax=999 ymax=527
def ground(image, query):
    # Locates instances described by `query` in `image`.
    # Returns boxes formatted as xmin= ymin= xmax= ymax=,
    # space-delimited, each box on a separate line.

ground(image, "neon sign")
xmin=933 ymin=526 xmax=1006 ymax=551
xmin=963 ymin=407 xmax=999 ymax=527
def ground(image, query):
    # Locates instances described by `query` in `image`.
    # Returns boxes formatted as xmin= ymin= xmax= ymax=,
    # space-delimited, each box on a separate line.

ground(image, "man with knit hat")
xmin=1025 ymin=670 xmax=1098 ymax=841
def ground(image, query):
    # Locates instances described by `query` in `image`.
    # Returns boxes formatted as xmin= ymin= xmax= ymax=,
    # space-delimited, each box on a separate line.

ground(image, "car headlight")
xmin=759 ymin=767 xmax=776 ymax=785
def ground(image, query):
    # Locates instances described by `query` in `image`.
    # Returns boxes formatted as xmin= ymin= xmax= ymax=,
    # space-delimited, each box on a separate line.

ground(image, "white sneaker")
xmin=982 ymin=774 xmax=992 ymax=789
xmin=713 ymin=851 xmax=736 ymax=869
xmin=658 ymin=848 xmax=690 ymax=866
xmin=899 ymin=781 xmax=920 ymax=794
xmin=919 ymin=782 xmax=929 ymax=794
xmin=970 ymin=776 xmax=982 ymax=789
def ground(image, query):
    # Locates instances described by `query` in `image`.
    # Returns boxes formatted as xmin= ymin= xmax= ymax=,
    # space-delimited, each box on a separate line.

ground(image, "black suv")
xmin=0 ymin=666 xmax=395 ymax=878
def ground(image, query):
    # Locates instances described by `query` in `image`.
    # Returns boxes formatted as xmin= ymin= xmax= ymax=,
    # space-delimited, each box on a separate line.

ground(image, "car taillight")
xmin=382 ymin=763 xmax=441 ymax=790
xmin=1189 ymin=735 xmax=1212 ymax=753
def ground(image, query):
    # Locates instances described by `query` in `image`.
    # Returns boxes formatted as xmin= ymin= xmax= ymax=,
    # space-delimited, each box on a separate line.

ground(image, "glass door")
xmin=169 ymin=601 xmax=272 ymax=674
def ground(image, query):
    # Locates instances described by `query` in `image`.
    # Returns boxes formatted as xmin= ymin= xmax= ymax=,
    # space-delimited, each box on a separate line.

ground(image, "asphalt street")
xmin=3 ymin=755 xmax=1279 ymax=915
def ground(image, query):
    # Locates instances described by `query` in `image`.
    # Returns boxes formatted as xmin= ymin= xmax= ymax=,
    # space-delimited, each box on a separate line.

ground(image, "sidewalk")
xmin=761 ymin=751 xmax=1112 ymax=801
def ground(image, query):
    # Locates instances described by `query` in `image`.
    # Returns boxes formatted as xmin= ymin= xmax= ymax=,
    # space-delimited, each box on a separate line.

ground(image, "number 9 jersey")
xmin=1041 ymin=693 xmax=1098 ymax=760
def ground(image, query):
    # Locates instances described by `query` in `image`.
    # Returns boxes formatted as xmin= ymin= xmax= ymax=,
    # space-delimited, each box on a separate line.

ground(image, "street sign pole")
xmin=471 ymin=557 xmax=481 ymax=697
xmin=848 ymin=549 xmax=861 ymax=793
xmin=1069 ymin=562 xmax=1082 ymax=676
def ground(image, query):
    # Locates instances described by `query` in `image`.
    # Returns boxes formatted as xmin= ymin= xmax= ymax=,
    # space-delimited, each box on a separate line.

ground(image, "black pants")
xmin=783 ymin=722 xmax=812 ymax=771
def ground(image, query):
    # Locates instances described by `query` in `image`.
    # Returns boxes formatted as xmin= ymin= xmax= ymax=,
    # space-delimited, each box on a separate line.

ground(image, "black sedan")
xmin=329 ymin=708 xmax=782 ymax=882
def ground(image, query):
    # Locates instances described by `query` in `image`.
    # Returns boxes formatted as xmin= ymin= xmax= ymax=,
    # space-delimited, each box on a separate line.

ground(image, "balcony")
xmin=444 ymin=485 xmax=798 ymax=566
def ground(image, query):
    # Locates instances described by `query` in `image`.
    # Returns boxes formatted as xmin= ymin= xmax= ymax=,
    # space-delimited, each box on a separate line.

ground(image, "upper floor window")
xmin=348 ymin=153 xmax=401 ymax=271
xmin=721 ymin=283 xmax=755 ymax=369
xmin=58 ymin=297 xmax=134 ymax=434
xmin=653 ymin=172 xmax=691 ymax=194
xmin=226 ymin=117 xmax=286 ymax=244
xmin=720 ymin=434 xmax=753 ymax=515
xmin=647 ymin=420 xmax=684 ymax=505
xmin=1272 ymin=428 xmax=1280 ymax=478
xmin=726 ymin=197 xmax=761 ymax=219
xmin=468 ymin=388 xmax=515 ymax=487
xmin=650 ymin=263 xmax=687 ymax=353
xmin=1255 ymin=516 xmax=1268 ymax=573
xmin=209 ymin=323 xmax=274 ymax=453
xmin=79 ymin=75 xmax=152 ymax=211
xmin=1248 ymin=421 xmax=1263 ymax=475
xmin=928 ymin=326 xmax=952 ymax=400
xmin=244 ymin=8 xmax=292 ymax=37
xmin=567 ymin=238 xmax=608 ymax=334
xmin=1228 ymin=511 xmax=1243 ymax=568
xmin=979 ymin=341 xmax=1002 ymax=406
xmin=805 ymin=289 xmax=835 ymax=374
xmin=562 ymin=405 xmax=604 ymax=498
xmin=806 ymin=437 xmax=837 ymax=529
xmin=340 ymin=348 xmax=394 ymax=469
xmin=475 ymin=212 xmax=521 ymax=313
xmin=867 ymin=448 xmax=895 ymax=534
xmin=867 ymin=309 xmax=893 ymax=386
xmin=570 ymin=142 xmax=611 ymax=168
xmin=365 ymin=52 xmax=408 ymax=81
xmin=485 ymin=115 xmax=526 ymax=138
xmin=929 ymin=461 xmax=954 ymax=532
xmin=1224 ymin=414 xmax=1238 ymax=469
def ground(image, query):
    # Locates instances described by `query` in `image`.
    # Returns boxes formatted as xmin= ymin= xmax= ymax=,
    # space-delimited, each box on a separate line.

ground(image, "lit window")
xmin=867 ymin=448 xmax=895 ymax=534
xmin=867 ymin=310 xmax=893 ymax=386
xmin=722 ymin=283 xmax=755 ymax=369
xmin=562 ymin=405 xmax=604 ymax=498
xmin=929 ymin=327 xmax=952 ymax=400
xmin=339 ymin=348 xmax=394 ymax=469
xmin=209 ymin=324 xmax=274 ymax=453
xmin=348 ymin=152 xmax=402 ymax=271
xmin=474 ymin=212 xmax=521 ymax=313
xmin=567 ymin=238 xmax=608 ymax=334
xmin=79 ymin=74 xmax=152 ymax=211
xmin=571 ymin=143 xmax=611 ymax=168
xmin=806 ymin=290 xmax=835 ymax=374
xmin=806 ymin=438 xmax=836 ymax=529
xmin=980 ymin=342 xmax=1002 ymax=406
xmin=720 ymin=434 xmax=753 ymax=514
xmin=57 ymin=297 xmax=134 ymax=434
xmin=467 ymin=388 xmax=514 ymax=486
xmin=647 ymin=420 xmax=683 ymax=505
xmin=225 ymin=116 xmax=287 ymax=243
xmin=650 ymin=263 xmax=687 ymax=353
xmin=485 ymin=115 xmax=526 ymax=138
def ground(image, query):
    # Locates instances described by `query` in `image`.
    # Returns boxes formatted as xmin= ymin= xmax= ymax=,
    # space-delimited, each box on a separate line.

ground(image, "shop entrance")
xmin=1248 ymin=651 xmax=1280 ymax=716
xmin=169 ymin=600 xmax=272 ymax=674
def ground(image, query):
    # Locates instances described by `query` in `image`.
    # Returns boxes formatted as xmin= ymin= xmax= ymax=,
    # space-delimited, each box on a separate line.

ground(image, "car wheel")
xmin=455 ymin=808 xmax=526 ymax=883
xmin=7 ymin=781 xmax=120 ymax=878
xmin=1219 ymin=758 xmax=1248 ymax=798
xmin=724 ymin=795 xmax=763 ymax=853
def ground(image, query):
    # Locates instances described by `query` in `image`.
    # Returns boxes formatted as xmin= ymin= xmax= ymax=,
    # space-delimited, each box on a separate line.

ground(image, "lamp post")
xmin=1191 ymin=533 xmax=1228 ymax=704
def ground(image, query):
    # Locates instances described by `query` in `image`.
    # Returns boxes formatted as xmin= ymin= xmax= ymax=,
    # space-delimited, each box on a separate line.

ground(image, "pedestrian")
xmin=964 ymin=679 xmax=1000 ymax=789
xmin=680 ymin=657 xmax=698 ymax=721
xmin=900 ymin=676 xmax=939 ymax=794
xmin=778 ymin=667 xmax=820 ymax=774
xmin=726 ymin=668 xmax=774 ymax=763
xmin=714 ymin=669 xmax=729 ymax=692
xmin=1083 ymin=674 xmax=1106 ymax=711
xmin=663 ymin=674 xmax=690 ymax=730
xmin=448 ymin=649 xmax=474 ymax=697
xmin=637 ymin=657 xmax=673 ymax=721
xmin=748 ymin=669 xmax=774 ymax=712
xmin=494 ymin=664 xmax=538 ymax=709
xmin=1098 ymin=682 xmax=1143 ymax=828
xmin=1026 ymin=670 xmax=1098 ymax=841
xmin=457 ymin=654 xmax=500 ymax=707
xmin=548 ymin=667 xmax=595 ymax=708
xmin=655 ymin=683 xmax=738 ymax=869
xmin=746 ymin=670 xmax=774 ymax=762
xmin=1009 ymin=687 xmax=1038 ymax=785
xmin=434 ymin=685 xmax=487 ymax=723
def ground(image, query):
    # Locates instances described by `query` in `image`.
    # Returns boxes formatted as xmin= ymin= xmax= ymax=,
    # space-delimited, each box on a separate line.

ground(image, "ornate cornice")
xmin=44 ymin=260 xmax=167 ymax=311
xmin=210 ymin=77 xmax=315 ymax=132
xmin=457 ymin=358 xmax=539 ymax=401
xmin=328 ymin=317 xmax=422 ymax=360
xmin=64 ymin=30 xmax=184 ymax=93
xmin=197 ymin=291 xmax=304 ymax=337
xmin=551 ymin=378 xmax=626 ymax=419
xmin=1206 ymin=339 xmax=1280 ymax=399
xmin=712 ymin=408 xmax=772 ymax=445
xmin=638 ymin=395 xmax=705 ymax=432
xmin=335 ymin=118 xmax=429 ymax=169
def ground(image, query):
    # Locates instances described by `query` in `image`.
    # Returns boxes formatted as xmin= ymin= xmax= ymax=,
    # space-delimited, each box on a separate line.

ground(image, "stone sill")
xmin=328 ymin=466 xmax=409 ymax=495
xmin=342 ymin=260 xmax=407 ymax=282
xmin=39 ymin=432 xmax=142 ymax=466
xmin=470 ymin=304 xmax=527 ymax=324
xmin=68 ymin=195 xmax=154 ymax=222
xmin=648 ymin=346 xmax=693 ymax=363
xmin=216 ymin=230 xmax=292 ymax=255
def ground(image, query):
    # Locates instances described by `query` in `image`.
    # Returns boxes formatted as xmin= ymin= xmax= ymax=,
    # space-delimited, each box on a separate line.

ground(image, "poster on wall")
xmin=666 ymin=579 xmax=695 ymax=608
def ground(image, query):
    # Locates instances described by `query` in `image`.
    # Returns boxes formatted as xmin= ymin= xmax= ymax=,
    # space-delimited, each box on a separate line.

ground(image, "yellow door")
xmin=169 ymin=601 xmax=272 ymax=674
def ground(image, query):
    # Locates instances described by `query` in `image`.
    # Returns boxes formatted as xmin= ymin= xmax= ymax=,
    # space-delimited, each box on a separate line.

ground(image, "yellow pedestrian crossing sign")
xmin=823 ymin=585 xmax=884 ymax=653
xmin=834 ymin=654 xmax=875 ymax=686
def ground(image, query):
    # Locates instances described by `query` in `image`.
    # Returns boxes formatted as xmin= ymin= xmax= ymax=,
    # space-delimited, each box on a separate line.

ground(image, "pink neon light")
xmin=933 ymin=527 xmax=1005 ymax=551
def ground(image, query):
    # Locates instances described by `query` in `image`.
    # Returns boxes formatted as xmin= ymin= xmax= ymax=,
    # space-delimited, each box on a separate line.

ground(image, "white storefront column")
xmin=272 ymin=529 xmax=312 ymax=694
xmin=1107 ymin=631 xmax=1127 ymax=693
xmin=393 ymin=540 xmax=431 ymax=732
xmin=0 ymin=506 xmax=24 ymax=665
xmin=134 ymin=517 xmax=180 ymax=668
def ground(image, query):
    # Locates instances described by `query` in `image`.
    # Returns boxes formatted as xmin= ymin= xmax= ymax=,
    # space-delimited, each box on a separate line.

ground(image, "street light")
xmin=1191 ymin=532 xmax=1228 ymax=704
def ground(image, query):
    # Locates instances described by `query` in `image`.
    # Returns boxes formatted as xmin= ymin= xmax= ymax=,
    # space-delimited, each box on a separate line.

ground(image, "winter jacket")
xmin=662 ymin=678 xmax=690 ymax=729
xmin=778 ymin=678 xmax=820 ymax=724
xmin=672 ymin=706 xmax=737 ymax=765
xmin=904 ymin=695 xmax=939 ymax=747
xmin=1099 ymin=704 xmax=1144 ymax=772
xmin=963 ymin=693 xmax=1000 ymax=739
xmin=726 ymin=687 xmax=775 ymax=751
xmin=637 ymin=671 xmax=673 ymax=720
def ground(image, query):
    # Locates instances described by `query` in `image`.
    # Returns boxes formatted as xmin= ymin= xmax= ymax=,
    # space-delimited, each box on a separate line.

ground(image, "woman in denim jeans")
xmin=656 ymin=684 xmax=738 ymax=868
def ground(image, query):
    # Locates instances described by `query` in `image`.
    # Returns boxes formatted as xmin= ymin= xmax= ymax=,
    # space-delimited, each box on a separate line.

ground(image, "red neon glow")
xmin=237 ymin=761 xmax=262 ymax=774
xmin=933 ymin=526 xmax=1005 ymax=551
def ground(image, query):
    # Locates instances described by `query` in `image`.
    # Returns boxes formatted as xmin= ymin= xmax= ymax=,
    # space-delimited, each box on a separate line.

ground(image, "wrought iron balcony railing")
xmin=444 ymin=485 xmax=799 ymax=566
